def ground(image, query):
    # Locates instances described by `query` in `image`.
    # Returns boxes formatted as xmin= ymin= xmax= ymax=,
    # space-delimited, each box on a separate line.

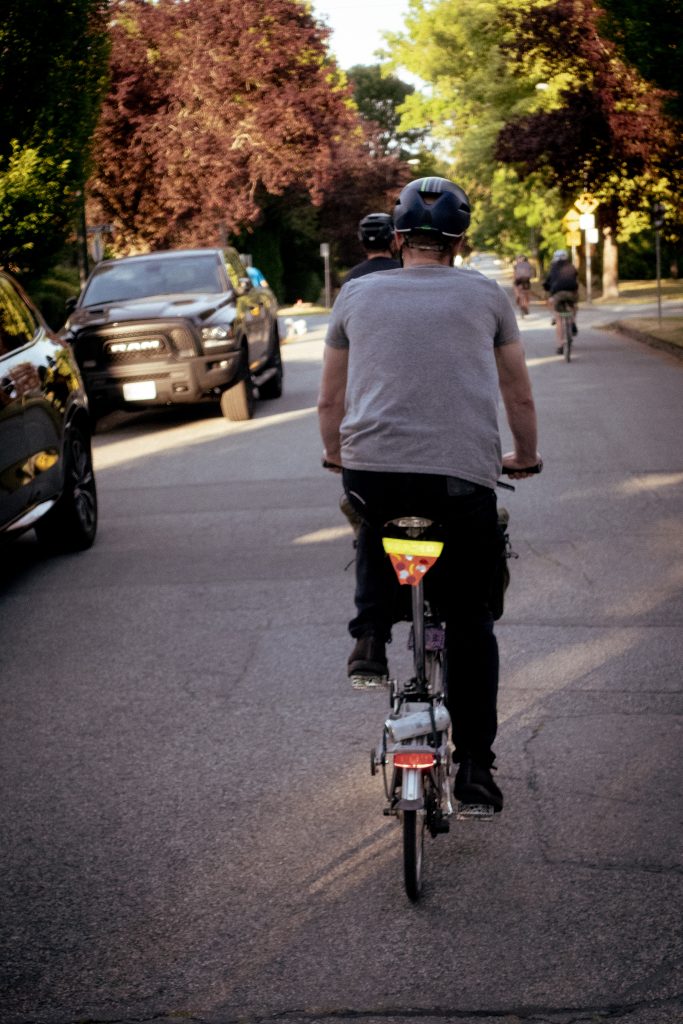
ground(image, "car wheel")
xmin=258 ymin=325 xmax=283 ymax=400
xmin=220 ymin=358 xmax=254 ymax=421
xmin=35 ymin=425 xmax=98 ymax=552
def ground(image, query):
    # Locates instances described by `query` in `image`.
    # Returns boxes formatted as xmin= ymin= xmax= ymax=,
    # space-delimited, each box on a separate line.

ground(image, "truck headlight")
xmin=201 ymin=326 xmax=235 ymax=349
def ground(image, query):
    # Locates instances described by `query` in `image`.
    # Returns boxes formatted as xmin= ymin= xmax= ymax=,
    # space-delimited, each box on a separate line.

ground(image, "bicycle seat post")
xmin=411 ymin=577 xmax=427 ymax=688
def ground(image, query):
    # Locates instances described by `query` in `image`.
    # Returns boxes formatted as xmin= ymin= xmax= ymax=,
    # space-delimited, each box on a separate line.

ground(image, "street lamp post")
xmin=320 ymin=242 xmax=331 ymax=309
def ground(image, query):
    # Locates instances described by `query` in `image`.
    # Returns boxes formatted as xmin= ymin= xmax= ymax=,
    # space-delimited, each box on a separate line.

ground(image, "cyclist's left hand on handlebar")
xmin=502 ymin=452 xmax=543 ymax=479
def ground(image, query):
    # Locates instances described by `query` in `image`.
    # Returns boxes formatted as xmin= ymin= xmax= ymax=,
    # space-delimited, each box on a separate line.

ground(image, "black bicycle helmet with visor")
xmin=393 ymin=177 xmax=471 ymax=241
xmin=358 ymin=212 xmax=395 ymax=249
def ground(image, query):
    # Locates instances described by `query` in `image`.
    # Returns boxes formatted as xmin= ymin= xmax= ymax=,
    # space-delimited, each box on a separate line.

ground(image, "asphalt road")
xmin=2 ymin=271 xmax=682 ymax=1024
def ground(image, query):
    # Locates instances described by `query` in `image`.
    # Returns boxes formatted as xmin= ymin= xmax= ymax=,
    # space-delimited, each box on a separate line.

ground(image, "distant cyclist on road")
xmin=318 ymin=176 xmax=541 ymax=812
xmin=341 ymin=213 xmax=400 ymax=285
xmin=513 ymin=254 xmax=533 ymax=317
xmin=544 ymin=249 xmax=579 ymax=355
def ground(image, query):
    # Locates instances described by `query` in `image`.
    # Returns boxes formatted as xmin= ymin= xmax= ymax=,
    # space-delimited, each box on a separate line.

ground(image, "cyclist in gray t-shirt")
xmin=318 ymin=176 xmax=541 ymax=812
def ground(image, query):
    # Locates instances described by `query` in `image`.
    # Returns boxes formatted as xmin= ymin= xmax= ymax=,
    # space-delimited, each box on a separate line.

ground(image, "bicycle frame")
xmin=370 ymin=522 xmax=452 ymax=900
xmin=556 ymin=299 xmax=575 ymax=361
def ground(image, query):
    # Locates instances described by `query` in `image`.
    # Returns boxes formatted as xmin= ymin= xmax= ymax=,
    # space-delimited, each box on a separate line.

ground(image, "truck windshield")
xmin=81 ymin=255 xmax=225 ymax=306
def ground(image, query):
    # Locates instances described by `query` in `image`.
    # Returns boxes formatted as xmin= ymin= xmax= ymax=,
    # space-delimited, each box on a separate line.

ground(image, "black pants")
xmin=343 ymin=468 xmax=501 ymax=768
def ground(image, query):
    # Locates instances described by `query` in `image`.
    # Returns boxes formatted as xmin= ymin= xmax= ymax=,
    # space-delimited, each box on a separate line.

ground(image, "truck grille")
xmin=75 ymin=321 xmax=197 ymax=369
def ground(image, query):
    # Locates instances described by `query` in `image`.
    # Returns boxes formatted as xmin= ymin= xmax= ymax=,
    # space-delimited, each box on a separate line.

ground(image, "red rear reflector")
xmin=394 ymin=751 xmax=434 ymax=769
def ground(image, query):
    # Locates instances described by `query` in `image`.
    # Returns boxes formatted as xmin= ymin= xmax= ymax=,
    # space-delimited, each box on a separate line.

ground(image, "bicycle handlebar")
xmin=501 ymin=461 xmax=543 ymax=475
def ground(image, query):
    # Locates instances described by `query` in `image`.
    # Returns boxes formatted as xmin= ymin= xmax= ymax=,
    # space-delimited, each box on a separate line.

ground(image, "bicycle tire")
xmin=564 ymin=315 xmax=572 ymax=362
xmin=403 ymin=809 xmax=425 ymax=901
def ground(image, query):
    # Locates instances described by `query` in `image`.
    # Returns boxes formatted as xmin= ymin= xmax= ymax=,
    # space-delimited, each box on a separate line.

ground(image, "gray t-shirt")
xmin=325 ymin=264 xmax=519 ymax=490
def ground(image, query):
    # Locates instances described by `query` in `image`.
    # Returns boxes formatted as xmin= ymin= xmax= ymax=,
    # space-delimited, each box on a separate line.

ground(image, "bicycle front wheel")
xmin=403 ymin=810 xmax=426 ymax=901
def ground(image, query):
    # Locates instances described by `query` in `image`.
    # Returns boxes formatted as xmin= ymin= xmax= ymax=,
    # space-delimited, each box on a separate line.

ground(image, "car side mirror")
xmin=65 ymin=296 xmax=78 ymax=315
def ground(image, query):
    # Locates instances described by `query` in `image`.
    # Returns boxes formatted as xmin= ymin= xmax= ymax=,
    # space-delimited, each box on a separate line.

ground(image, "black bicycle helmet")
xmin=393 ymin=177 xmax=471 ymax=239
xmin=358 ymin=212 xmax=394 ymax=249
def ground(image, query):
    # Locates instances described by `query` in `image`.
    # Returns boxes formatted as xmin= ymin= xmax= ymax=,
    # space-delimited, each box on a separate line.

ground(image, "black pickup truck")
xmin=62 ymin=247 xmax=283 ymax=427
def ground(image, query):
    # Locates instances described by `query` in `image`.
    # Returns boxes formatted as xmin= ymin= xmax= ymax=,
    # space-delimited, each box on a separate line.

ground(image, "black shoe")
xmin=556 ymin=346 xmax=564 ymax=355
xmin=348 ymin=634 xmax=388 ymax=679
xmin=571 ymin=323 xmax=578 ymax=336
xmin=454 ymin=757 xmax=503 ymax=812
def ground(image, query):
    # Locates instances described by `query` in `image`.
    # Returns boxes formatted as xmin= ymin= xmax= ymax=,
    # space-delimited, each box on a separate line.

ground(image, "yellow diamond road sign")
xmin=575 ymin=192 xmax=599 ymax=214
xmin=562 ymin=208 xmax=581 ymax=230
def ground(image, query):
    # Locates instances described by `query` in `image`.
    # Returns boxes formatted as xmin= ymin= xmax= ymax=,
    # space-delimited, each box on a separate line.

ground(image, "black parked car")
xmin=0 ymin=271 xmax=97 ymax=551
xmin=62 ymin=247 xmax=283 ymax=427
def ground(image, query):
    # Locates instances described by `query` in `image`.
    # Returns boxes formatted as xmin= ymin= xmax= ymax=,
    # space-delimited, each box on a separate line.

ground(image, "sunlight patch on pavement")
xmin=526 ymin=354 xmax=563 ymax=367
xmin=93 ymin=405 xmax=317 ymax=471
xmin=617 ymin=472 xmax=683 ymax=494
xmin=499 ymin=630 xmax=636 ymax=719
xmin=293 ymin=525 xmax=352 ymax=545
xmin=306 ymin=825 xmax=392 ymax=897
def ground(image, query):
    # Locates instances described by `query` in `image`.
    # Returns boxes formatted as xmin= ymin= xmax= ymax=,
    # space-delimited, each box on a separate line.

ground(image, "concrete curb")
xmin=600 ymin=321 xmax=683 ymax=360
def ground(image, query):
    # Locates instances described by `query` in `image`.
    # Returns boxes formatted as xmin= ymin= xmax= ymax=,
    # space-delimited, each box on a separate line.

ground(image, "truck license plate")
xmin=123 ymin=381 xmax=157 ymax=401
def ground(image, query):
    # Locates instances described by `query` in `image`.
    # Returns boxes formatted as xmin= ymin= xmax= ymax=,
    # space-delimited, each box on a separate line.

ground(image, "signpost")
xmin=560 ymin=194 xmax=600 ymax=302
xmin=87 ymin=223 xmax=114 ymax=264
xmin=562 ymin=208 xmax=581 ymax=262
xmin=579 ymin=212 xmax=596 ymax=304
xmin=320 ymin=242 xmax=331 ymax=310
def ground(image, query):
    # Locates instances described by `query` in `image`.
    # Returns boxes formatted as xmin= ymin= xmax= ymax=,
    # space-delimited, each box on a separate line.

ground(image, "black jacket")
xmin=544 ymin=260 xmax=578 ymax=294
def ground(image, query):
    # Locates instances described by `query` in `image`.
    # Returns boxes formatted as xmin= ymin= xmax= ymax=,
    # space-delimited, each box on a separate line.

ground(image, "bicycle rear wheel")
xmin=403 ymin=809 xmax=426 ymax=901
xmin=564 ymin=315 xmax=573 ymax=362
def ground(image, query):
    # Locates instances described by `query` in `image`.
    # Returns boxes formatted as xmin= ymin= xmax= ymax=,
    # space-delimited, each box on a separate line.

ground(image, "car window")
xmin=0 ymin=277 xmax=38 ymax=356
xmin=81 ymin=255 xmax=225 ymax=306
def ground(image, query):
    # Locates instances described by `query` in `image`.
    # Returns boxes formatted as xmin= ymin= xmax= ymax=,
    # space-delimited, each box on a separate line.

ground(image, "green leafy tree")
xmin=495 ymin=0 xmax=681 ymax=292
xmin=386 ymin=0 xmax=681 ymax=288
xmin=384 ymin=0 xmax=563 ymax=263
xmin=598 ymin=0 xmax=683 ymax=119
xmin=90 ymin=0 xmax=406 ymax=301
xmin=346 ymin=64 xmax=427 ymax=157
xmin=0 ymin=0 xmax=110 ymax=276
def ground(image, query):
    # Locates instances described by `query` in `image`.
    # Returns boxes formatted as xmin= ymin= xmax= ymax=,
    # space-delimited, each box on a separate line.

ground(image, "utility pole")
xmin=652 ymin=203 xmax=665 ymax=326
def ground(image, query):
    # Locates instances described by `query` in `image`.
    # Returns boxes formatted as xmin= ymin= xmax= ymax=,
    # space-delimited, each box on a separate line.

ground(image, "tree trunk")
xmin=601 ymin=215 xmax=619 ymax=298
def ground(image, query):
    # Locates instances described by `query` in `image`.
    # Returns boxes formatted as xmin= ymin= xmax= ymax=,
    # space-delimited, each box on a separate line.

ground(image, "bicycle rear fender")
xmin=397 ymin=768 xmax=424 ymax=810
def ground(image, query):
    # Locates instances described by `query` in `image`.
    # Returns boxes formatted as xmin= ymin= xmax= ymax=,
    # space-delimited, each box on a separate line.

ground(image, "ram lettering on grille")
xmin=108 ymin=340 xmax=161 ymax=353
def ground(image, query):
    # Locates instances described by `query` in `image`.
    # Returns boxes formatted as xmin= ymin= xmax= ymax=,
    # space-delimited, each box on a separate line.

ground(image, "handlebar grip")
xmin=502 ymin=461 xmax=543 ymax=475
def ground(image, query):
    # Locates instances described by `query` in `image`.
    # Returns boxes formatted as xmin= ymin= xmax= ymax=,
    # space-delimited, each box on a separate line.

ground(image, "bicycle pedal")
xmin=350 ymin=673 xmax=389 ymax=691
xmin=456 ymin=802 xmax=495 ymax=821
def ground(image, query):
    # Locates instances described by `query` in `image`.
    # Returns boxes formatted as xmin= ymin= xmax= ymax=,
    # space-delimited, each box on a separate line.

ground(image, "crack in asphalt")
xmin=44 ymin=991 xmax=683 ymax=1024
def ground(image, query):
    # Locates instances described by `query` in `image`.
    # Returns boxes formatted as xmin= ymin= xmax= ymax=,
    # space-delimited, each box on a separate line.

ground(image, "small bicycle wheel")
xmin=403 ymin=809 xmax=426 ymax=901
